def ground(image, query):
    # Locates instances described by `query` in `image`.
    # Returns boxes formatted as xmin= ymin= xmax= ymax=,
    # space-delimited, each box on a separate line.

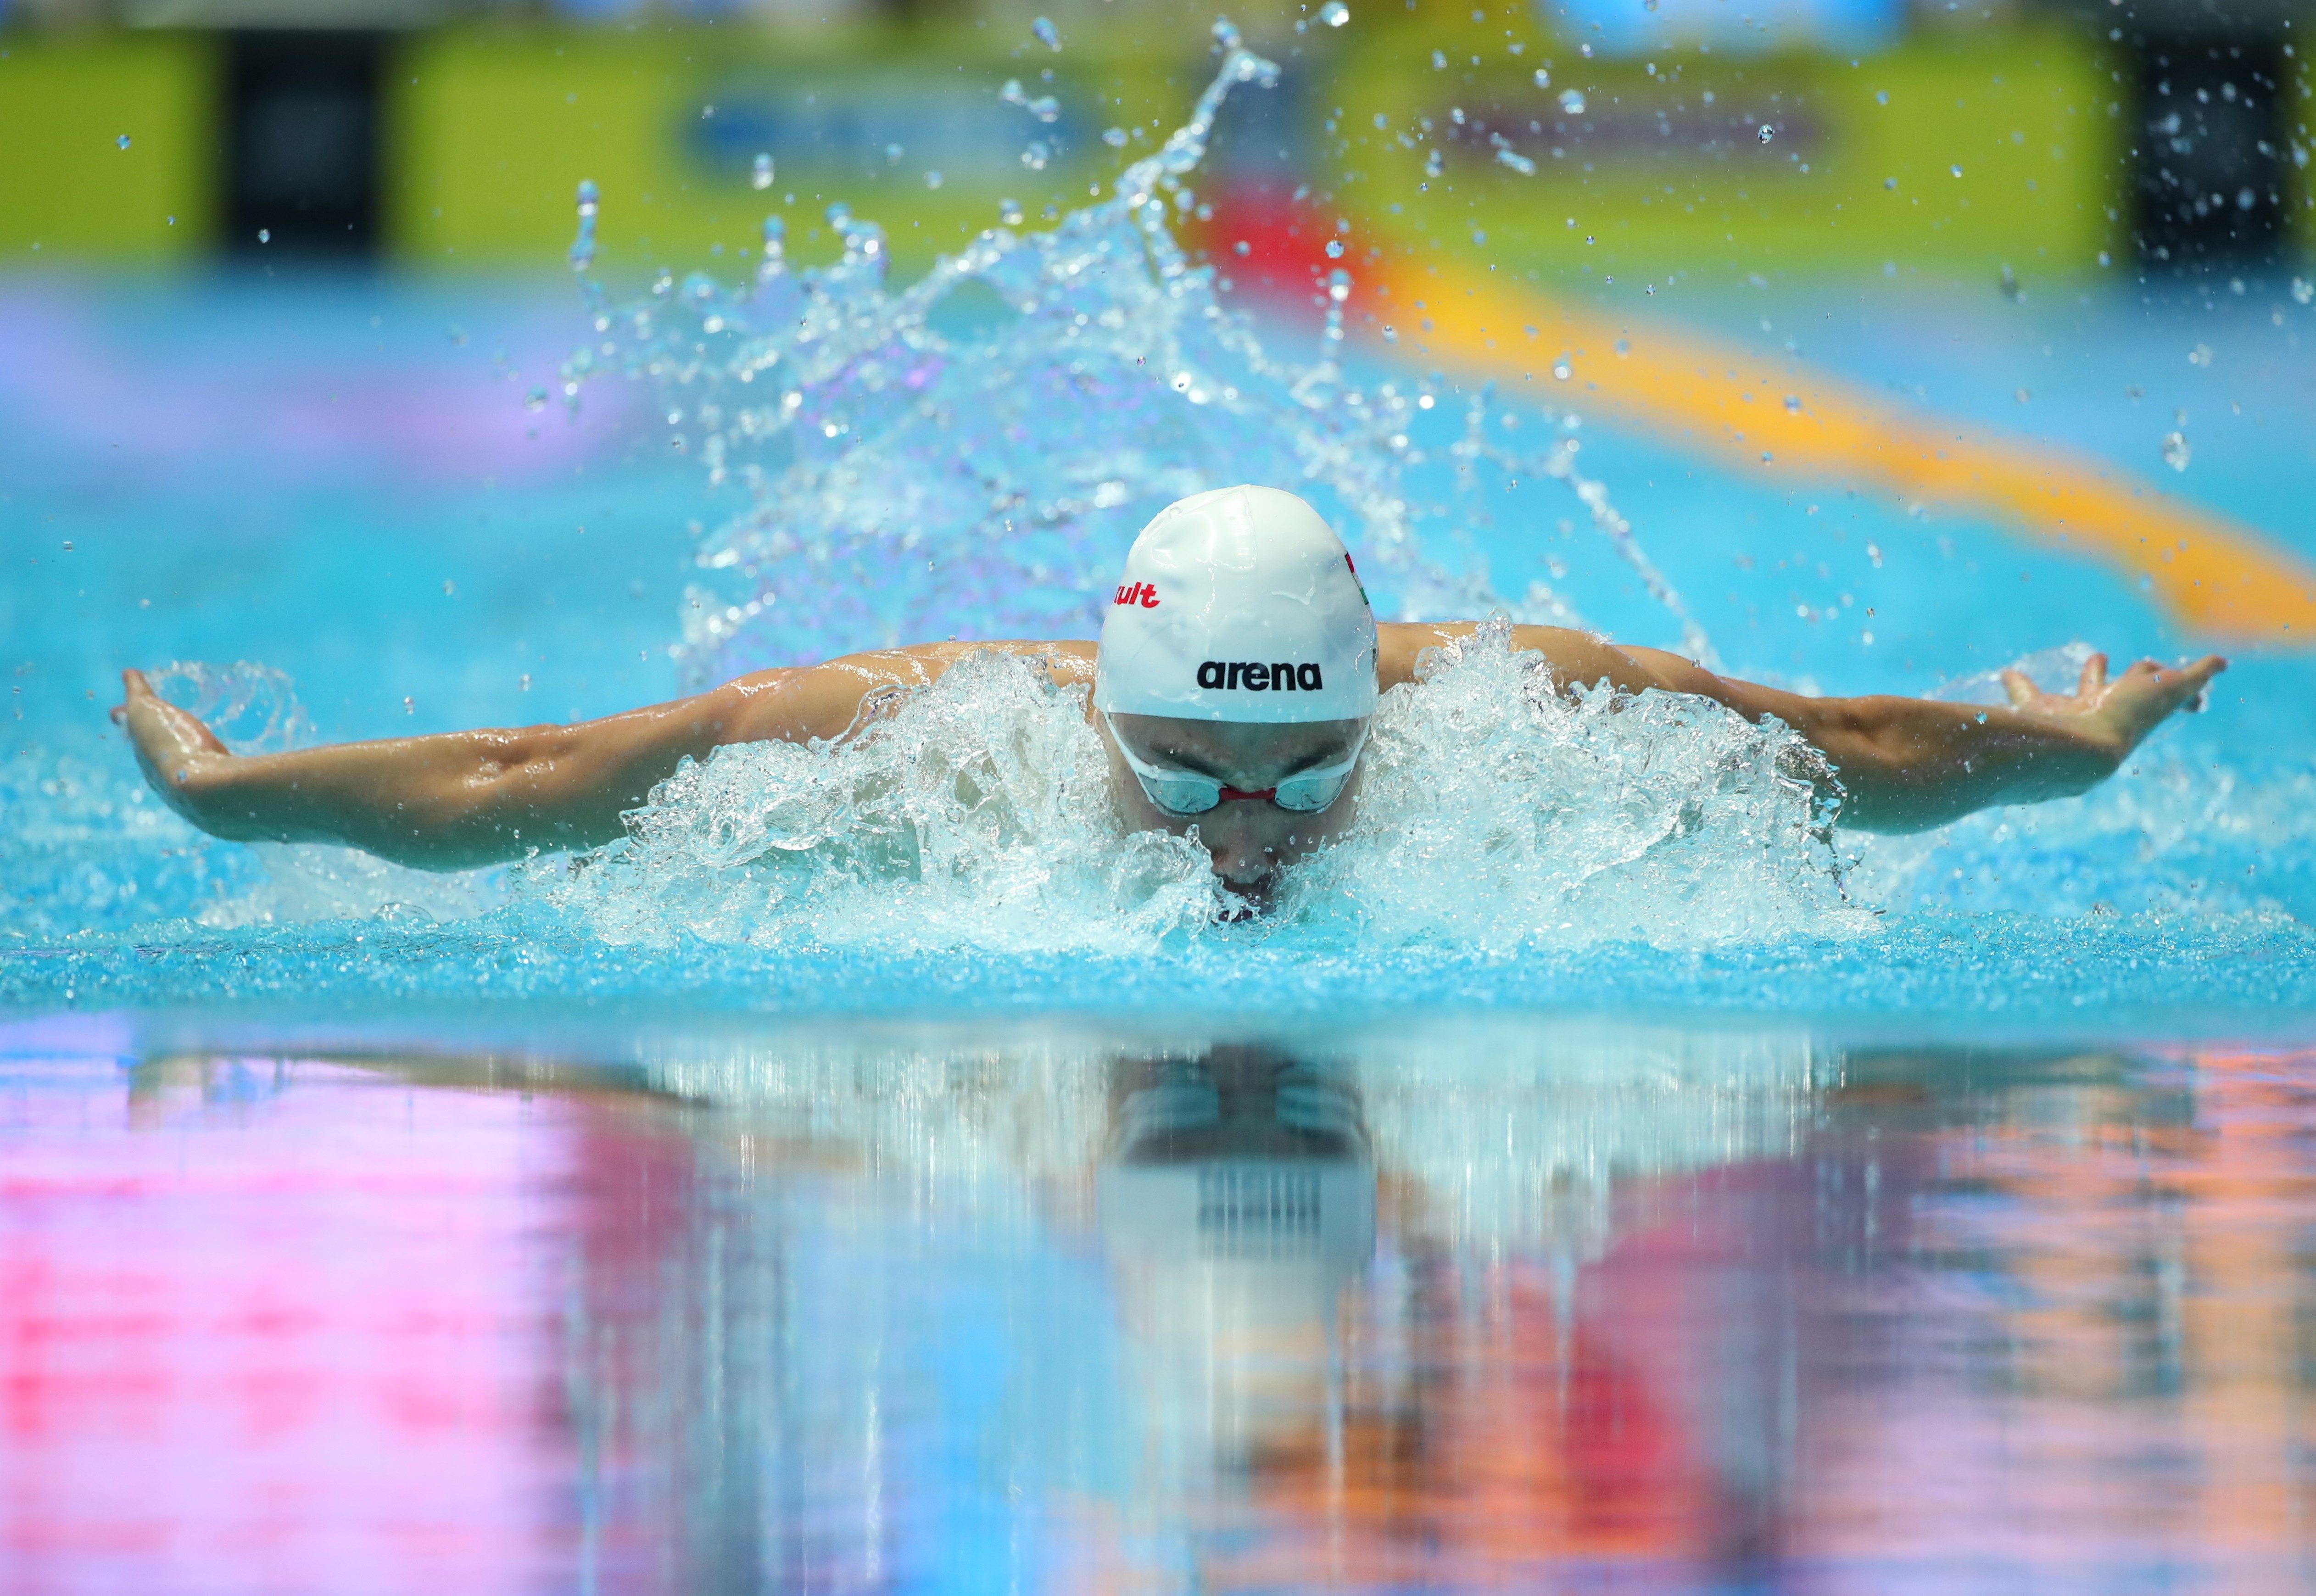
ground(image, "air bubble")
xmin=999 ymin=197 xmax=1024 ymax=225
xmin=751 ymin=153 xmax=774 ymax=191
xmin=1758 ymin=124 xmax=1775 ymax=144
xmin=1559 ymin=89 xmax=1586 ymax=114
xmin=116 ymin=134 xmax=131 ymax=150
xmin=2162 ymin=431 xmax=2191 ymax=471
xmin=1032 ymin=15 xmax=1061 ymax=49
xmin=1319 ymin=0 xmax=1350 ymax=25
xmin=1534 ymin=67 xmax=1551 ymax=87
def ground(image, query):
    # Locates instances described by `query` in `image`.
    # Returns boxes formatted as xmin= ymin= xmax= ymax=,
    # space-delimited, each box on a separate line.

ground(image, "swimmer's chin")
xmin=1214 ymin=875 xmax=1278 ymax=921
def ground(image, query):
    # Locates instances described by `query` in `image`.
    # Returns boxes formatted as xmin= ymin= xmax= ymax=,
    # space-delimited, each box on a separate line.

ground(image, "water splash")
xmin=530 ymin=628 xmax=1850 ymax=955
xmin=562 ymin=38 xmax=1707 ymax=686
xmin=150 ymin=661 xmax=314 ymax=754
xmin=533 ymin=648 xmax=1225 ymax=953
xmin=1279 ymin=624 xmax=1857 ymax=944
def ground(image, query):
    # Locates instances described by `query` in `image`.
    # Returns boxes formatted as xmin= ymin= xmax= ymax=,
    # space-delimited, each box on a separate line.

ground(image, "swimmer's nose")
xmin=1202 ymin=835 xmax=1277 ymax=887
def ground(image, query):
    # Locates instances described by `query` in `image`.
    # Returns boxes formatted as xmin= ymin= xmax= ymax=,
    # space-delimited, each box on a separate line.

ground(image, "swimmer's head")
xmin=1093 ymin=485 xmax=1377 ymax=725
xmin=1094 ymin=487 xmax=1378 ymax=900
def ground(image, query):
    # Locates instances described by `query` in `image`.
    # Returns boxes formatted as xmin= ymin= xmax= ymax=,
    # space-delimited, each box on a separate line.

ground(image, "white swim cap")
xmin=1093 ymin=485 xmax=1378 ymax=724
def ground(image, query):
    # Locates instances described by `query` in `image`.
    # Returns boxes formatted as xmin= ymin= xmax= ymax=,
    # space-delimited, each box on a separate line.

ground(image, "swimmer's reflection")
xmin=1095 ymin=1045 xmax=1376 ymax=1490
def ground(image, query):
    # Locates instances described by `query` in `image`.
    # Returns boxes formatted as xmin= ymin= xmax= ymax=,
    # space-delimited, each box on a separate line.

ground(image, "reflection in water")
xmin=4 ymin=1019 xmax=2315 ymax=1591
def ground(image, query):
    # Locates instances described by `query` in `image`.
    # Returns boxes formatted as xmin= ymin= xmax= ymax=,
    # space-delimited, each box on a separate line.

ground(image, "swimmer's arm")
xmin=1596 ymin=639 xmax=2223 ymax=832
xmin=1378 ymin=624 xmax=2222 ymax=832
xmin=112 ymin=642 xmax=1093 ymax=871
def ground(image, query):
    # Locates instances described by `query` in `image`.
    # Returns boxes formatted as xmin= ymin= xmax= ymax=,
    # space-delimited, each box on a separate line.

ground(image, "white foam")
xmin=534 ymin=627 xmax=1866 ymax=953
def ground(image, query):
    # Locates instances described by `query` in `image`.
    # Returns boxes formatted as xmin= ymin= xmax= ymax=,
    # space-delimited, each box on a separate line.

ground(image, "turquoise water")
xmin=6 ymin=50 xmax=2316 ymax=1022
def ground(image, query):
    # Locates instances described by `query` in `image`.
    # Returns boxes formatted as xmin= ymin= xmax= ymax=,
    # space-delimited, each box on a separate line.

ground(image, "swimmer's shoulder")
xmin=1376 ymin=621 xmax=1636 ymax=690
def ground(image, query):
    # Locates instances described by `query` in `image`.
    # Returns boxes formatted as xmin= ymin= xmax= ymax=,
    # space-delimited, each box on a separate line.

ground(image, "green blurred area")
xmin=0 ymin=11 xmax=2307 ymax=278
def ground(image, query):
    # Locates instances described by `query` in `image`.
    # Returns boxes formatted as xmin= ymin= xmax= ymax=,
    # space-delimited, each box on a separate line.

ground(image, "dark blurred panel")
xmin=224 ymin=30 xmax=383 ymax=257
xmin=2126 ymin=36 xmax=2293 ymax=269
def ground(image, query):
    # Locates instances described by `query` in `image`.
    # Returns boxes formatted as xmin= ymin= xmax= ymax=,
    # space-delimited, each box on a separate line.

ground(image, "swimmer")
xmin=115 ymin=485 xmax=2223 ymax=904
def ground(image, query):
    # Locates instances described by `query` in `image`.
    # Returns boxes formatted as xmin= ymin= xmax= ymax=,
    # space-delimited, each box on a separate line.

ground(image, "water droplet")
xmin=999 ymin=196 xmax=1024 ymax=226
xmin=1950 ymin=163 xmax=1963 ymax=177
xmin=1533 ymin=67 xmax=1551 ymax=87
xmin=1875 ymin=89 xmax=1889 ymax=104
xmin=1883 ymin=176 xmax=1897 ymax=190
xmin=924 ymin=169 xmax=943 ymax=190
xmin=1783 ymin=394 xmax=1801 ymax=413
xmin=885 ymin=143 xmax=904 ymax=165
xmin=751 ymin=152 xmax=774 ymax=190
xmin=525 ymin=387 xmax=548 ymax=412
xmin=1319 ymin=0 xmax=1350 ymax=25
xmin=257 ymin=228 xmax=270 ymax=244
xmin=1103 ymin=126 xmax=1128 ymax=148
xmin=1471 ymin=227 xmax=1487 ymax=245
xmin=569 ymin=179 xmax=599 ymax=272
xmin=1233 ymin=239 xmax=1251 ymax=256
xmin=2294 ymin=276 xmax=2314 ymax=304
xmin=1021 ymin=141 xmax=1050 ymax=172
xmin=1211 ymin=16 xmax=1241 ymax=49
xmin=116 ymin=134 xmax=130 ymax=150
xmin=2162 ymin=430 xmax=2191 ymax=471
xmin=1552 ymin=359 xmax=1573 ymax=379
xmin=519 ymin=674 xmax=531 ymax=692
xmin=1758 ymin=124 xmax=1775 ymax=144
xmin=403 ymin=696 xmax=415 ymax=714
xmin=2014 ymin=387 xmax=2030 ymax=403
xmin=1434 ymin=49 xmax=1448 ymax=69
xmin=1032 ymin=15 xmax=1061 ymax=50
xmin=1558 ymin=89 xmax=1585 ymax=114
xmin=1325 ymin=239 xmax=1346 ymax=257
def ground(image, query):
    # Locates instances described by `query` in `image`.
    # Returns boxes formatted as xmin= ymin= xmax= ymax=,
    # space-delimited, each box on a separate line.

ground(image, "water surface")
xmin=7 ymin=1013 xmax=2313 ymax=1592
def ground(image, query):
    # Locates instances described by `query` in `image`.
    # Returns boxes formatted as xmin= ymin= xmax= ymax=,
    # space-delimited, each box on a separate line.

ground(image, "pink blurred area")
xmin=0 ymin=277 xmax=633 ymax=497
xmin=0 ymin=1038 xmax=575 ymax=1596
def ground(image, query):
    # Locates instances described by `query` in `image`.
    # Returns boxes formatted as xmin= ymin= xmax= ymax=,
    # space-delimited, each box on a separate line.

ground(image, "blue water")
xmin=6 ymin=52 xmax=2316 ymax=1028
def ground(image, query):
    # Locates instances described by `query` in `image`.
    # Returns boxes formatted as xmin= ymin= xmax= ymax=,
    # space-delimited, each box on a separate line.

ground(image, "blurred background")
xmin=3 ymin=0 xmax=2313 ymax=752
xmin=0 ymin=0 xmax=2306 ymax=276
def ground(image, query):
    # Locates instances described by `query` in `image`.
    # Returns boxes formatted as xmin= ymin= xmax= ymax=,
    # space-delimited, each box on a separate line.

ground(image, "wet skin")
xmin=1098 ymin=713 xmax=1367 ymax=904
xmin=113 ymin=624 xmax=2224 ymax=887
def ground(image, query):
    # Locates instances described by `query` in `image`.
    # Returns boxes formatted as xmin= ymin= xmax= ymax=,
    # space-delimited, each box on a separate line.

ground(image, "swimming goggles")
xmin=1103 ymin=712 xmax=1369 ymax=817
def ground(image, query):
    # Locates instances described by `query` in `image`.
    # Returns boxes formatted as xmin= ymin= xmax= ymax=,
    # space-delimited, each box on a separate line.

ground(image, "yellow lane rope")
xmin=1368 ymin=258 xmax=2316 ymax=647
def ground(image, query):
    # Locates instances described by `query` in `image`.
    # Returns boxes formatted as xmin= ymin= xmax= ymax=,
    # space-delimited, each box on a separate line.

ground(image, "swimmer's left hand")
xmin=1998 ymin=651 xmax=2227 ymax=764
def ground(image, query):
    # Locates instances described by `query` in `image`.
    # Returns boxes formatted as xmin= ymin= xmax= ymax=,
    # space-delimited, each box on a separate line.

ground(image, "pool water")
xmin=7 ymin=1013 xmax=2314 ymax=1593
xmin=6 ymin=246 xmax=2316 ymax=1018
xmin=7 ymin=47 xmax=2316 ymax=1590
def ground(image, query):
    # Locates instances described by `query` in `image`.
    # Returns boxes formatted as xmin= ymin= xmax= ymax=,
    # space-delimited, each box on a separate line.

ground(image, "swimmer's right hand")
xmin=113 ymin=669 xmax=238 ymax=829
